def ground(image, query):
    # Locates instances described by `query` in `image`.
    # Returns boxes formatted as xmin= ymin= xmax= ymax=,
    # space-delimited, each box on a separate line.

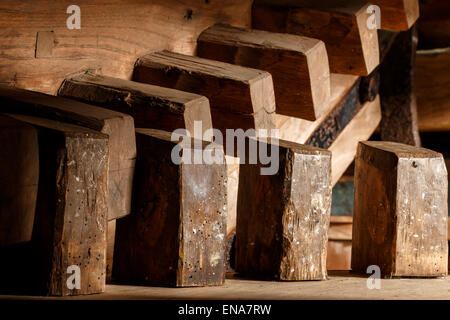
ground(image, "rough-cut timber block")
xmin=252 ymin=0 xmax=379 ymax=76
xmin=58 ymin=73 xmax=212 ymax=139
xmin=352 ymin=141 xmax=449 ymax=277
xmin=133 ymin=50 xmax=276 ymax=134
xmin=0 ymin=114 xmax=108 ymax=296
xmin=235 ymin=138 xmax=332 ymax=280
xmin=197 ymin=24 xmax=330 ymax=121
xmin=370 ymin=0 xmax=419 ymax=31
xmin=0 ymin=84 xmax=136 ymax=220
xmin=0 ymin=116 xmax=38 ymax=246
xmin=113 ymin=129 xmax=227 ymax=287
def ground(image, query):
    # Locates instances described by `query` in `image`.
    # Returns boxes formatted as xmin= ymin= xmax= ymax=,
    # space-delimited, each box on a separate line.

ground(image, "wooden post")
xmin=252 ymin=0 xmax=380 ymax=75
xmin=235 ymin=138 xmax=332 ymax=280
xmin=352 ymin=141 xmax=448 ymax=277
xmin=0 ymin=116 xmax=39 ymax=246
xmin=379 ymin=26 xmax=421 ymax=146
xmin=0 ymin=84 xmax=136 ymax=220
xmin=0 ymin=114 xmax=109 ymax=296
xmin=58 ymin=73 xmax=212 ymax=139
xmin=113 ymin=129 xmax=228 ymax=287
xmin=197 ymin=24 xmax=330 ymax=120
xmin=133 ymin=50 xmax=276 ymax=134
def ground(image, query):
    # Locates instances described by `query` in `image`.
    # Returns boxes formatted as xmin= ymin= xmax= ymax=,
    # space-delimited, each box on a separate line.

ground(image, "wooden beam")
xmin=113 ymin=129 xmax=227 ymax=287
xmin=352 ymin=141 xmax=448 ymax=277
xmin=0 ymin=114 xmax=108 ymax=296
xmin=417 ymin=0 xmax=450 ymax=49
xmin=0 ymin=85 xmax=136 ymax=220
xmin=416 ymin=48 xmax=450 ymax=132
xmin=0 ymin=0 xmax=253 ymax=94
xmin=58 ymin=73 xmax=213 ymax=139
xmin=235 ymin=138 xmax=332 ymax=280
xmin=252 ymin=0 xmax=380 ymax=75
xmin=371 ymin=0 xmax=419 ymax=31
xmin=133 ymin=50 xmax=276 ymax=134
xmin=197 ymin=24 xmax=330 ymax=120
xmin=0 ymin=117 xmax=39 ymax=246
xmin=379 ymin=26 xmax=421 ymax=146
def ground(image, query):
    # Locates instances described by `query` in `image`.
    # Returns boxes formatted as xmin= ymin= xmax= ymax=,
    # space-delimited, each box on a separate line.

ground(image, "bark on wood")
xmin=133 ymin=50 xmax=276 ymax=134
xmin=379 ymin=26 xmax=421 ymax=146
xmin=352 ymin=141 xmax=448 ymax=277
xmin=58 ymin=73 xmax=212 ymax=139
xmin=252 ymin=0 xmax=380 ymax=75
xmin=0 ymin=116 xmax=39 ymax=246
xmin=197 ymin=24 xmax=330 ymax=120
xmin=0 ymin=84 xmax=136 ymax=220
xmin=235 ymin=138 xmax=332 ymax=280
xmin=0 ymin=114 xmax=109 ymax=296
xmin=113 ymin=129 xmax=227 ymax=287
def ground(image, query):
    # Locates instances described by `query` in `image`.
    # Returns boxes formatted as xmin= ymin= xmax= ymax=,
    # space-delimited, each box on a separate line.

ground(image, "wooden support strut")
xmin=113 ymin=129 xmax=227 ymax=287
xmin=197 ymin=24 xmax=331 ymax=121
xmin=0 ymin=84 xmax=136 ymax=221
xmin=0 ymin=114 xmax=108 ymax=296
xmin=252 ymin=0 xmax=380 ymax=76
xmin=235 ymin=137 xmax=332 ymax=280
xmin=352 ymin=141 xmax=448 ymax=277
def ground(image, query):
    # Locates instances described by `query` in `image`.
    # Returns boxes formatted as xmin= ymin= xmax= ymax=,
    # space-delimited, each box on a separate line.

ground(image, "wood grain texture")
xmin=352 ymin=141 xmax=448 ymax=277
xmin=113 ymin=129 xmax=227 ymax=287
xmin=133 ymin=50 xmax=276 ymax=133
xmin=235 ymin=138 xmax=332 ymax=280
xmin=0 ymin=84 xmax=136 ymax=220
xmin=0 ymin=114 xmax=108 ymax=296
xmin=371 ymin=0 xmax=420 ymax=30
xmin=379 ymin=26 xmax=421 ymax=146
xmin=0 ymin=116 xmax=38 ymax=246
xmin=197 ymin=24 xmax=330 ymax=120
xmin=58 ymin=73 xmax=213 ymax=139
xmin=0 ymin=0 xmax=253 ymax=94
xmin=252 ymin=0 xmax=379 ymax=75
xmin=416 ymin=48 xmax=450 ymax=132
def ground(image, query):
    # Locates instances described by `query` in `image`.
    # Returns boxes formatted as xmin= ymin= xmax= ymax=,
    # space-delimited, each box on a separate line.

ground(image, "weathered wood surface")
xmin=235 ymin=138 xmax=332 ymax=280
xmin=113 ymin=129 xmax=227 ymax=287
xmin=252 ymin=0 xmax=379 ymax=75
xmin=416 ymin=48 xmax=450 ymax=132
xmin=0 ymin=116 xmax=39 ymax=246
xmin=133 ymin=50 xmax=276 ymax=134
xmin=197 ymin=24 xmax=330 ymax=120
xmin=0 ymin=114 xmax=108 ymax=296
xmin=371 ymin=0 xmax=420 ymax=31
xmin=0 ymin=0 xmax=253 ymax=94
xmin=58 ymin=73 xmax=213 ymax=139
xmin=352 ymin=141 xmax=448 ymax=277
xmin=0 ymin=84 xmax=136 ymax=220
xmin=379 ymin=27 xmax=421 ymax=146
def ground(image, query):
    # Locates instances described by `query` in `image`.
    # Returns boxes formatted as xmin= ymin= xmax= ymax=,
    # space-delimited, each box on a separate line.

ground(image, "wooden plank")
xmin=197 ymin=24 xmax=330 ymax=120
xmin=0 ymin=114 xmax=108 ymax=296
xmin=0 ymin=85 xmax=136 ymax=220
xmin=379 ymin=26 xmax=421 ymax=146
xmin=371 ymin=0 xmax=420 ymax=31
xmin=113 ymin=129 xmax=227 ymax=287
xmin=329 ymin=95 xmax=382 ymax=185
xmin=327 ymin=240 xmax=352 ymax=271
xmin=352 ymin=141 xmax=448 ymax=277
xmin=416 ymin=48 xmax=450 ymax=132
xmin=58 ymin=73 xmax=213 ymax=139
xmin=0 ymin=0 xmax=253 ymax=94
xmin=0 ymin=116 xmax=38 ymax=246
xmin=133 ymin=50 xmax=276 ymax=133
xmin=252 ymin=0 xmax=380 ymax=75
xmin=235 ymin=138 xmax=332 ymax=280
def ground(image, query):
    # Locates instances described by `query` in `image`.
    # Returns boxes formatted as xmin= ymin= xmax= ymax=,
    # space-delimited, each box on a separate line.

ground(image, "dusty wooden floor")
xmin=0 ymin=272 xmax=449 ymax=300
